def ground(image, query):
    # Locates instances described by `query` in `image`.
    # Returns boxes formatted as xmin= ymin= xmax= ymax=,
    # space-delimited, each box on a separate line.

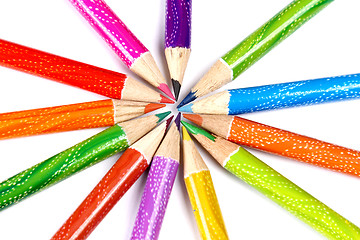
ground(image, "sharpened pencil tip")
xmin=174 ymin=113 xmax=181 ymax=132
xmin=158 ymin=83 xmax=176 ymax=101
xmin=182 ymin=126 xmax=191 ymax=141
xmin=183 ymin=114 xmax=202 ymax=126
xmin=181 ymin=121 xmax=215 ymax=141
xmin=160 ymin=94 xmax=175 ymax=104
xmin=177 ymin=91 xmax=196 ymax=108
xmin=178 ymin=103 xmax=193 ymax=113
xmin=166 ymin=115 xmax=174 ymax=129
xmin=144 ymin=103 xmax=166 ymax=113
xmin=155 ymin=111 xmax=171 ymax=123
xmin=171 ymin=79 xmax=181 ymax=101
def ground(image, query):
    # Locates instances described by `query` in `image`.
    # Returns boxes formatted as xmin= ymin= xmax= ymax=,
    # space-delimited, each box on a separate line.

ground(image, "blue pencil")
xmin=178 ymin=73 xmax=360 ymax=115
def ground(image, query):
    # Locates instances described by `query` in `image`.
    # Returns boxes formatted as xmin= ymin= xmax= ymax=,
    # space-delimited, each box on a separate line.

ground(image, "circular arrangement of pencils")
xmin=1 ymin=0 xmax=360 ymax=239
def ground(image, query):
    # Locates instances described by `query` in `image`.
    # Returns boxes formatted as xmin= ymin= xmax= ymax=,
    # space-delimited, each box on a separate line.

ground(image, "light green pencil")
xmin=182 ymin=121 xmax=360 ymax=239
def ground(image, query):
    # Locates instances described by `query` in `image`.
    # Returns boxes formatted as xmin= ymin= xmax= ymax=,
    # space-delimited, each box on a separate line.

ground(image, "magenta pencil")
xmin=130 ymin=114 xmax=181 ymax=240
xmin=69 ymin=0 xmax=175 ymax=100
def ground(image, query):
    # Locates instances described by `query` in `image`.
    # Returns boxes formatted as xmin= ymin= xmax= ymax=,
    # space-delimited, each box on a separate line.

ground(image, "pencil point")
xmin=158 ymin=83 xmax=176 ymax=101
xmin=166 ymin=115 xmax=174 ymax=129
xmin=181 ymin=121 xmax=215 ymax=141
xmin=144 ymin=103 xmax=166 ymax=114
xmin=171 ymin=79 xmax=181 ymax=101
xmin=155 ymin=111 xmax=171 ymax=123
xmin=174 ymin=113 xmax=181 ymax=132
xmin=182 ymin=126 xmax=191 ymax=141
xmin=160 ymin=94 xmax=175 ymax=104
xmin=178 ymin=103 xmax=193 ymax=113
xmin=183 ymin=114 xmax=203 ymax=126
xmin=177 ymin=91 xmax=196 ymax=108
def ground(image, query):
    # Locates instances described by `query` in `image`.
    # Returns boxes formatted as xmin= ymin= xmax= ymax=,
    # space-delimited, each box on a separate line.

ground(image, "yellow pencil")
xmin=182 ymin=126 xmax=229 ymax=240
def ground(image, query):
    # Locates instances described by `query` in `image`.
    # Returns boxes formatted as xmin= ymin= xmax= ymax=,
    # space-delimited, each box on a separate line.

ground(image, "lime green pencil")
xmin=182 ymin=121 xmax=360 ymax=239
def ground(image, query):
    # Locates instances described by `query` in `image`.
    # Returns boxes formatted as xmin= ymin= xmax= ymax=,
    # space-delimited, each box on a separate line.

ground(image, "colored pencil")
xmin=130 ymin=113 xmax=181 ymax=240
xmin=179 ymin=73 xmax=360 ymax=114
xmin=69 ymin=0 xmax=175 ymax=100
xmin=165 ymin=0 xmax=191 ymax=100
xmin=0 ymin=99 xmax=165 ymax=140
xmin=0 ymin=112 xmax=170 ymax=211
xmin=184 ymin=114 xmax=360 ymax=177
xmin=178 ymin=0 xmax=334 ymax=108
xmin=51 ymin=117 xmax=172 ymax=240
xmin=0 ymin=39 xmax=173 ymax=104
xmin=182 ymin=121 xmax=360 ymax=239
xmin=182 ymin=126 xmax=229 ymax=240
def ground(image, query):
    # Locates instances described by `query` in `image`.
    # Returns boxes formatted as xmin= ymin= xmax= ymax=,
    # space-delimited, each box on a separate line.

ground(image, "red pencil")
xmin=51 ymin=117 xmax=172 ymax=240
xmin=0 ymin=39 xmax=173 ymax=103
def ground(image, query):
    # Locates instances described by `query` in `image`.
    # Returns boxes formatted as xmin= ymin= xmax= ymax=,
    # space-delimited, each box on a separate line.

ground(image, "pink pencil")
xmin=69 ymin=0 xmax=175 ymax=100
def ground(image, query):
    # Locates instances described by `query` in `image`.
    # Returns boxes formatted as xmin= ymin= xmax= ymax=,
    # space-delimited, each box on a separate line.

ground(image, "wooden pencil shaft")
xmin=165 ymin=47 xmax=191 ymax=84
xmin=182 ymin=126 xmax=208 ymax=177
xmin=155 ymin=122 xmax=180 ymax=162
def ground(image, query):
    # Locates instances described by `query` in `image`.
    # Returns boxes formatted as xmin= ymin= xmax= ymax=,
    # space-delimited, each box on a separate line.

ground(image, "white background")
xmin=0 ymin=0 xmax=360 ymax=239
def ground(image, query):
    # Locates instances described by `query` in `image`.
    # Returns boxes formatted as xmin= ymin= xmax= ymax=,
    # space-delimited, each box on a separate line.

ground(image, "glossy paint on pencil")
xmin=224 ymin=148 xmax=360 ymax=239
xmin=69 ymin=0 xmax=147 ymax=67
xmin=226 ymin=74 xmax=360 ymax=114
xmin=131 ymin=156 xmax=179 ymax=240
xmin=165 ymin=0 xmax=191 ymax=48
xmin=0 ymin=39 xmax=172 ymax=103
xmin=223 ymin=0 xmax=333 ymax=79
xmin=0 ymin=124 xmax=129 ymax=211
xmin=52 ymin=148 xmax=148 ymax=240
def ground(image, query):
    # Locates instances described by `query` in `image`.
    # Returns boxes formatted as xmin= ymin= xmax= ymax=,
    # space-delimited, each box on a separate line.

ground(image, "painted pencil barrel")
xmin=0 ymin=99 xmax=114 ymax=140
xmin=69 ymin=0 xmax=148 ymax=67
xmin=185 ymin=171 xmax=229 ymax=240
xmin=222 ymin=0 xmax=333 ymax=79
xmin=0 ymin=124 xmax=129 ymax=211
xmin=165 ymin=0 xmax=191 ymax=48
xmin=131 ymin=156 xmax=179 ymax=240
xmin=224 ymin=148 xmax=360 ymax=239
xmin=0 ymin=39 xmax=127 ymax=99
xmin=227 ymin=74 xmax=360 ymax=114
xmin=52 ymin=148 xmax=148 ymax=240
xmin=228 ymin=116 xmax=360 ymax=177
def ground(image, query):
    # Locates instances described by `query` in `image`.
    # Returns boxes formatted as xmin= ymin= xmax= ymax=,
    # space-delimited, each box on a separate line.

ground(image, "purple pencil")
xmin=69 ymin=0 xmax=175 ymax=100
xmin=130 ymin=114 xmax=181 ymax=240
xmin=165 ymin=0 xmax=192 ymax=100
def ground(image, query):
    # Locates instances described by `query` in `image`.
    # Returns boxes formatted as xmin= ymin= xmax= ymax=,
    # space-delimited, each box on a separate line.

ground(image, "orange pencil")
xmin=0 ymin=99 xmax=165 ymax=140
xmin=184 ymin=114 xmax=360 ymax=177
